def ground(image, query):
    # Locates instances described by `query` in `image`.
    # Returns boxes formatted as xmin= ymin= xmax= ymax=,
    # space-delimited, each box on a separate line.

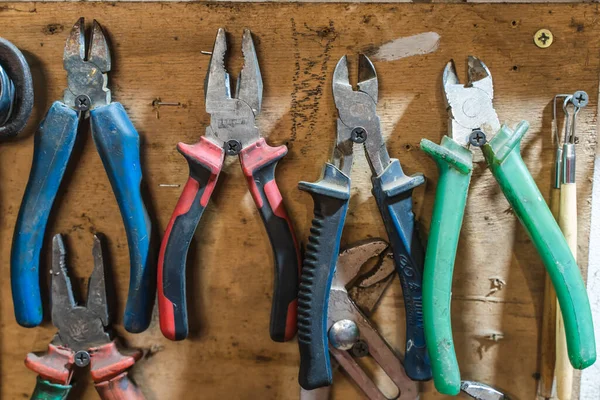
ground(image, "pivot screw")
xmin=572 ymin=90 xmax=589 ymax=108
xmin=351 ymin=339 xmax=369 ymax=358
xmin=469 ymin=129 xmax=487 ymax=147
xmin=534 ymin=29 xmax=553 ymax=48
xmin=226 ymin=139 xmax=242 ymax=155
xmin=74 ymin=95 xmax=91 ymax=112
xmin=74 ymin=350 xmax=91 ymax=367
xmin=351 ymin=127 xmax=367 ymax=144
xmin=328 ymin=319 xmax=359 ymax=351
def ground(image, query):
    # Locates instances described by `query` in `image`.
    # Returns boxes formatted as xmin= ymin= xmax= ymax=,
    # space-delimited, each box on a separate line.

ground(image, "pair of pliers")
xmin=420 ymin=56 xmax=596 ymax=395
xmin=157 ymin=28 xmax=300 ymax=342
xmin=297 ymin=54 xmax=431 ymax=390
xmin=11 ymin=18 xmax=153 ymax=333
xmin=301 ymin=240 xmax=508 ymax=400
xmin=25 ymin=234 xmax=144 ymax=400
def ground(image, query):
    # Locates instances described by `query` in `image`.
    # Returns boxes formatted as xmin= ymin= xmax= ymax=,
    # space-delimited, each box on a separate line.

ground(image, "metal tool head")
xmin=332 ymin=55 xmax=391 ymax=177
xmin=51 ymin=234 xmax=111 ymax=353
xmin=461 ymin=381 xmax=507 ymax=400
xmin=63 ymin=18 xmax=111 ymax=112
xmin=204 ymin=28 xmax=262 ymax=153
xmin=443 ymin=56 xmax=500 ymax=148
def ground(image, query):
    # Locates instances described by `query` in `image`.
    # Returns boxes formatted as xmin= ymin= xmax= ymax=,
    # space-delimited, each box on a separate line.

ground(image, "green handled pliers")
xmin=420 ymin=56 xmax=596 ymax=395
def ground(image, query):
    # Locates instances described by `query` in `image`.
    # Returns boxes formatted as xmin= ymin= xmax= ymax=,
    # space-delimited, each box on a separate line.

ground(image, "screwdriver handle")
xmin=158 ymin=137 xmax=224 ymax=340
xmin=371 ymin=159 xmax=431 ymax=381
xmin=240 ymin=138 xmax=300 ymax=342
xmin=30 ymin=377 xmax=71 ymax=400
xmin=91 ymin=103 xmax=153 ymax=333
xmin=297 ymin=163 xmax=351 ymax=390
xmin=482 ymin=122 xmax=595 ymax=369
xmin=11 ymin=102 xmax=78 ymax=328
xmin=95 ymin=372 xmax=145 ymax=400
xmin=420 ymin=136 xmax=473 ymax=395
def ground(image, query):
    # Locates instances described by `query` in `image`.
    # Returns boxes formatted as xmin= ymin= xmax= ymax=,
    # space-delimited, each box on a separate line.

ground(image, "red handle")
xmin=240 ymin=138 xmax=300 ymax=342
xmin=158 ymin=137 xmax=225 ymax=340
xmin=95 ymin=372 xmax=145 ymax=400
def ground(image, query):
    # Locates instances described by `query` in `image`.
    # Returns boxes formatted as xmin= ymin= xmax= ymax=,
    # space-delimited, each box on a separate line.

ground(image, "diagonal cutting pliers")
xmin=25 ymin=234 xmax=144 ymax=400
xmin=420 ymin=56 xmax=596 ymax=395
xmin=297 ymin=54 xmax=431 ymax=390
xmin=11 ymin=18 xmax=153 ymax=333
xmin=157 ymin=28 xmax=300 ymax=342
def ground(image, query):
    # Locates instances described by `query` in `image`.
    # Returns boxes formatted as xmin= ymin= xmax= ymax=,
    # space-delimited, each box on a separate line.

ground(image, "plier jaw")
xmin=63 ymin=18 xmax=111 ymax=112
xmin=443 ymin=56 xmax=499 ymax=147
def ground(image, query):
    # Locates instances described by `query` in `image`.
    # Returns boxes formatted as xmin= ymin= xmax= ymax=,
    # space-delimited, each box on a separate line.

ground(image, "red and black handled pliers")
xmin=25 ymin=234 xmax=144 ymax=400
xmin=158 ymin=28 xmax=300 ymax=342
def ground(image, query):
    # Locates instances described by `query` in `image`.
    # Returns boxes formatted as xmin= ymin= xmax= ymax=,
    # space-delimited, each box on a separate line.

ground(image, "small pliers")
xmin=420 ymin=56 xmax=596 ymax=395
xmin=157 ymin=28 xmax=300 ymax=342
xmin=297 ymin=54 xmax=431 ymax=390
xmin=25 ymin=234 xmax=144 ymax=400
xmin=11 ymin=18 xmax=153 ymax=333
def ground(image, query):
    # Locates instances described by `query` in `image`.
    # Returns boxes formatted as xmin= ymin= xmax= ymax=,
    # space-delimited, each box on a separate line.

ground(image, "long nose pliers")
xmin=157 ymin=28 xmax=300 ymax=342
xmin=11 ymin=18 xmax=153 ymax=333
xmin=420 ymin=56 xmax=596 ymax=395
xmin=297 ymin=54 xmax=431 ymax=390
xmin=25 ymin=234 xmax=144 ymax=400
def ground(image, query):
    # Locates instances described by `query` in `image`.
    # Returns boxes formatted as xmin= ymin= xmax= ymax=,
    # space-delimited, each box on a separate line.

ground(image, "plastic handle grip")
xmin=30 ymin=377 xmax=71 ymax=400
xmin=95 ymin=372 xmax=145 ymax=400
xmin=371 ymin=159 xmax=431 ymax=381
xmin=482 ymin=121 xmax=595 ymax=369
xmin=91 ymin=102 xmax=153 ymax=333
xmin=240 ymin=138 xmax=300 ymax=342
xmin=297 ymin=163 xmax=351 ymax=390
xmin=158 ymin=137 xmax=224 ymax=340
xmin=11 ymin=101 xmax=78 ymax=327
xmin=420 ymin=136 xmax=473 ymax=395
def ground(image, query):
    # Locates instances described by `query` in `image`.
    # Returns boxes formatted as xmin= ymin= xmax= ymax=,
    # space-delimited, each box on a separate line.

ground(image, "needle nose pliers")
xmin=420 ymin=56 xmax=596 ymax=395
xmin=11 ymin=18 xmax=153 ymax=333
xmin=157 ymin=28 xmax=300 ymax=342
xmin=297 ymin=54 xmax=431 ymax=390
xmin=25 ymin=234 xmax=144 ymax=400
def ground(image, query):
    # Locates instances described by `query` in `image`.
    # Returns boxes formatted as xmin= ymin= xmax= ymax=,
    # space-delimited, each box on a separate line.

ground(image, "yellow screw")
xmin=534 ymin=29 xmax=553 ymax=48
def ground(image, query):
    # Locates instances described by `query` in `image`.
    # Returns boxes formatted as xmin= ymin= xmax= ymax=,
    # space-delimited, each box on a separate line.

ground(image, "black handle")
xmin=297 ymin=163 xmax=351 ymax=390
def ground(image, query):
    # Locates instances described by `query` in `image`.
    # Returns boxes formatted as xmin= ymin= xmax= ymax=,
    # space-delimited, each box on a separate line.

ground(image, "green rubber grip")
xmin=30 ymin=377 xmax=71 ymax=400
xmin=420 ymin=136 xmax=473 ymax=395
xmin=482 ymin=121 xmax=596 ymax=370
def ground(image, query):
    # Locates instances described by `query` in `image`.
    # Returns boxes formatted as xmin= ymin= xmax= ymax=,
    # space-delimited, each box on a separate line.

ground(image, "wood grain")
xmin=0 ymin=3 xmax=598 ymax=399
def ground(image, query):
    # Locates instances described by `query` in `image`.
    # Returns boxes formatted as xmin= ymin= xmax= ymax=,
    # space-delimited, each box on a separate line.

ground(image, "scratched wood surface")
xmin=0 ymin=3 xmax=598 ymax=399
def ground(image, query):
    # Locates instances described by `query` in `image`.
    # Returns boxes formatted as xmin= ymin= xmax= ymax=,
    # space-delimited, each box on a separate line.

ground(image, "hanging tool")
xmin=554 ymin=91 xmax=588 ymax=400
xmin=419 ymin=56 xmax=596 ymax=395
xmin=0 ymin=37 xmax=33 ymax=138
xmin=297 ymin=54 xmax=431 ymax=390
xmin=299 ymin=240 xmax=507 ymax=400
xmin=11 ymin=18 xmax=153 ymax=333
xmin=25 ymin=234 xmax=144 ymax=400
xmin=157 ymin=28 xmax=300 ymax=342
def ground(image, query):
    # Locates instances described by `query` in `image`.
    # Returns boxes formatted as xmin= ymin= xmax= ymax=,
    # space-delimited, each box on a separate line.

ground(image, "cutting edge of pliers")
xmin=24 ymin=234 xmax=144 ymax=399
xmin=158 ymin=27 xmax=300 ymax=343
xmin=420 ymin=56 xmax=596 ymax=395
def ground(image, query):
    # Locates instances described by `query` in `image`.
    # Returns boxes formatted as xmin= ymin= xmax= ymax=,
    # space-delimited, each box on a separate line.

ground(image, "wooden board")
xmin=0 ymin=3 xmax=598 ymax=399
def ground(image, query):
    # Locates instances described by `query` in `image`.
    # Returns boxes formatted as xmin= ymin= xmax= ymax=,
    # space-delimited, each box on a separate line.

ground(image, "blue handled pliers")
xmin=11 ymin=18 xmax=153 ymax=333
xmin=297 ymin=54 xmax=431 ymax=389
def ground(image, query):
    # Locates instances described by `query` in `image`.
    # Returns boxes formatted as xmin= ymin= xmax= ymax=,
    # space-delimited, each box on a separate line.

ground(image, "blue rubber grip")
xmin=372 ymin=159 xmax=432 ymax=381
xmin=90 ymin=102 xmax=153 ymax=333
xmin=297 ymin=163 xmax=351 ymax=390
xmin=11 ymin=102 xmax=78 ymax=327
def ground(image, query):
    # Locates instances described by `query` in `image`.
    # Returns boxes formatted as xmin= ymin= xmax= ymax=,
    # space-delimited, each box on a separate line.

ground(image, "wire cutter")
xmin=11 ymin=18 xmax=153 ymax=333
xmin=157 ymin=28 xmax=300 ymax=342
xmin=25 ymin=234 xmax=144 ymax=400
xmin=297 ymin=54 xmax=431 ymax=390
xmin=419 ymin=56 xmax=596 ymax=395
